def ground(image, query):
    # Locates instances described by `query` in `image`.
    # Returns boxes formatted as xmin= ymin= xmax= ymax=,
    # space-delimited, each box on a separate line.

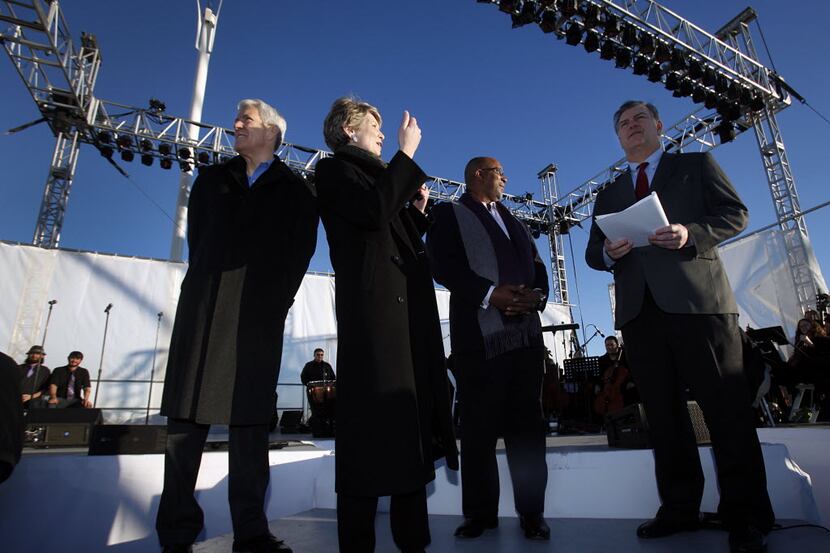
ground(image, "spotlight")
xmin=638 ymin=34 xmax=655 ymax=55
xmin=197 ymin=151 xmax=211 ymax=165
xmin=582 ymin=4 xmax=600 ymax=28
xmin=665 ymin=72 xmax=680 ymax=91
xmin=717 ymin=120 xmax=736 ymax=144
xmin=120 ymin=150 xmax=134 ymax=162
xmin=116 ymin=135 xmax=132 ymax=149
xmin=632 ymin=54 xmax=649 ymax=75
xmin=158 ymin=143 xmax=172 ymax=156
xmin=621 ymin=23 xmax=638 ymax=47
xmin=160 ymin=158 xmax=173 ymax=170
xmin=498 ymin=0 xmax=519 ymax=14
xmin=560 ymin=0 xmax=578 ymax=17
xmin=654 ymin=42 xmax=671 ymax=63
xmin=750 ymin=94 xmax=765 ymax=112
xmin=148 ymin=98 xmax=166 ymax=113
xmin=139 ymin=139 xmax=153 ymax=152
xmin=141 ymin=154 xmax=153 ymax=166
xmin=717 ymin=99 xmax=741 ymax=121
xmin=539 ymin=9 xmax=558 ymax=33
xmin=178 ymin=147 xmax=192 ymax=160
xmin=565 ymin=22 xmax=583 ymax=45
xmin=687 ymin=58 xmax=703 ymax=80
xmin=600 ymin=39 xmax=617 ymax=60
xmin=97 ymin=131 xmax=112 ymax=144
xmin=511 ymin=1 xmax=539 ymax=28
xmin=100 ymin=146 xmax=114 ymax=159
xmin=524 ymin=192 xmax=534 ymax=202
xmin=615 ymin=47 xmax=632 ymax=68
xmin=670 ymin=48 xmax=687 ymax=71
xmin=727 ymin=81 xmax=741 ymax=100
xmin=179 ymin=161 xmax=192 ymax=172
xmin=647 ymin=64 xmax=663 ymax=82
xmin=679 ymin=78 xmax=694 ymax=97
xmin=583 ymin=30 xmax=600 ymax=53
xmin=739 ymin=87 xmax=753 ymax=109
xmin=692 ymin=86 xmax=707 ymax=104
xmin=704 ymin=91 xmax=719 ymax=109
xmin=715 ymin=75 xmax=729 ymax=94
xmin=603 ymin=12 xmax=620 ymax=37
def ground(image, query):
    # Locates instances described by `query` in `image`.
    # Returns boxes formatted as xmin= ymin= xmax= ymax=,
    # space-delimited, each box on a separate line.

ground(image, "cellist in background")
xmin=594 ymin=336 xmax=639 ymax=418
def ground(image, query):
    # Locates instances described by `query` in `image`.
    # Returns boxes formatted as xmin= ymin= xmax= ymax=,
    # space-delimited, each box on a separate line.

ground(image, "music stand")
xmin=563 ymin=356 xmax=602 ymax=383
xmin=746 ymin=326 xmax=788 ymax=346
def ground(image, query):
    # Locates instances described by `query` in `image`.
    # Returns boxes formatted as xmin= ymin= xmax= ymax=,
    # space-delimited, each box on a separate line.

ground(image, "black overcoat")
xmin=315 ymin=145 xmax=458 ymax=497
xmin=160 ymin=155 xmax=318 ymax=425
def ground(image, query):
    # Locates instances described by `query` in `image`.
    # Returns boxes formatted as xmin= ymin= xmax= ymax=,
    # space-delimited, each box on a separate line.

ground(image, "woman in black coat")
xmin=315 ymin=97 xmax=458 ymax=553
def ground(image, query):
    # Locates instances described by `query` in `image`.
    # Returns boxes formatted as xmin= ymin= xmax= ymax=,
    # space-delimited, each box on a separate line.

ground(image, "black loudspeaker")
xmin=23 ymin=409 xmax=102 ymax=448
xmin=279 ymin=410 xmax=304 ymax=434
xmin=25 ymin=408 xmax=103 ymax=425
xmin=606 ymin=401 xmax=710 ymax=448
xmin=88 ymin=424 xmax=167 ymax=455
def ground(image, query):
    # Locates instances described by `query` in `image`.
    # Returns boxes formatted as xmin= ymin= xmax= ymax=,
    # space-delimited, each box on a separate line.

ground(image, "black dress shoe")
xmin=161 ymin=545 xmax=192 ymax=553
xmin=729 ymin=525 xmax=768 ymax=553
xmin=232 ymin=533 xmax=292 ymax=553
xmin=520 ymin=514 xmax=551 ymax=540
xmin=454 ymin=516 xmax=498 ymax=538
xmin=636 ymin=517 xmax=700 ymax=538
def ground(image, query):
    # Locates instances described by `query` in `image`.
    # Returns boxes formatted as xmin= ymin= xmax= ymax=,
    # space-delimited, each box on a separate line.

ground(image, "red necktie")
xmin=635 ymin=161 xmax=650 ymax=200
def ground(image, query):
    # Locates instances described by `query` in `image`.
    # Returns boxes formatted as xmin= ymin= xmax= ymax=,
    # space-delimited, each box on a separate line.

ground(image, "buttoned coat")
xmin=585 ymin=151 xmax=747 ymax=329
xmin=160 ymin=155 xmax=318 ymax=425
xmin=315 ymin=145 xmax=458 ymax=497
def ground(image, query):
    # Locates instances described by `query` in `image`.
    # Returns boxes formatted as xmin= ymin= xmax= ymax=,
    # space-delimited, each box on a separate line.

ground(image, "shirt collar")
xmin=626 ymin=147 xmax=664 ymax=173
xmin=248 ymin=157 xmax=276 ymax=186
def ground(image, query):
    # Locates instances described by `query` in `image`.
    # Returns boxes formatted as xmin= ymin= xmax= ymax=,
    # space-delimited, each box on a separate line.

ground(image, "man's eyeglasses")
xmin=479 ymin=167 xmax=505 ymax=176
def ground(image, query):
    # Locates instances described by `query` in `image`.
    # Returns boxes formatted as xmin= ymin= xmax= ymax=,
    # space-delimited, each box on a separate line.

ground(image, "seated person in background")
xmin=47 ymin=351 xmax=93 ymax=408
xmin=300 ymin=348 xmax=336 ymax=385
xmin=1 ymin=351 xmax=23 ymax=484
xmin=19 ymin=345 xmax=50 ymax=408
xmin=594 ymin=336 xmax=639 ymax=417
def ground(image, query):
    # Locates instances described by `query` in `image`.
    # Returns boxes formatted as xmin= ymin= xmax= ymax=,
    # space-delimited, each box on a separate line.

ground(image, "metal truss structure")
xmin=480 ymin=0 xmax=819 ymax=312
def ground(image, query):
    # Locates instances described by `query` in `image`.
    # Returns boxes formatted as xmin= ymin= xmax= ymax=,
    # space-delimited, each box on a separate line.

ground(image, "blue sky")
xmin=1 ymin=1 xmax=828 ymax=355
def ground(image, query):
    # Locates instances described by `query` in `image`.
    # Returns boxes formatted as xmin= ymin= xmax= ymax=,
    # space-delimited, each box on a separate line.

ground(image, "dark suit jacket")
xmin=427 ymin=195 xmax=549 ymax=355
xmin=586 ymin=151 xmax=747 ymax=329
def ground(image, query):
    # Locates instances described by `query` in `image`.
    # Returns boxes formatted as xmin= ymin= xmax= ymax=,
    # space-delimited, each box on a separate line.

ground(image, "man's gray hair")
xmin=613 ymin=100 xmax=660 ymax=132
xmin=237 ymin=98 xmax=287 ymax=148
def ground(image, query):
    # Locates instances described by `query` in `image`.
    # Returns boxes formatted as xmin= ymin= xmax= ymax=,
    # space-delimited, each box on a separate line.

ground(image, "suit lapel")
xmin=649 ymin=152 xmax=677 ymax=197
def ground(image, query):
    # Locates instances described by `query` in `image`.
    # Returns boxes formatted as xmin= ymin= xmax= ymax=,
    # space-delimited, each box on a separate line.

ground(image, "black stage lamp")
xmin=739 ymin=87 xmax=753 ymax=109
xmin=717 ymin=120 xmax=736 ymax=144
xmin=148 ymin=98 xmax=166 ymax=113
xmin=179 ymin=161 xmax=192 ymax=172
xmin=702 ymin=66 xmax=716 ymax=87
xmin=160 ymin=158 xmax=173 ymax=170
xmin=197 ymin=151 xmax=211 ymax=165
xmin=583 ymin=4 xmax=600 ymax=28
xmin=715 ymin=75 xmax=729 ymax=94
xmin=750 ymin=94 xmax=765 ymax=112
xmin=665 ymin=72 xmax=680 ymax=91
xmin=647 ymin=64 xmax=663 ymax=83
xmin=158 ymin=143 xmax=172 ymax=156
xmin=539 ymin=9 xmax=558 ymax=33
xmin=603 ymin=12 xmax=620 ymax=37
xmin=632 ymin=54 xmax=649 ymax=75
xmin=600 ymin=39 xmax=617 ymax=60
xmin=615 ymin=47 xmax=632 ymax=68
xmin=511 ymin=1 xmax=540 ymax=27
xmin=621 ymin=23 xmax=638 ymax=47
xmin=727 ymin=81 xmax=741 ymax=100
xmin=116 ymin=135 xmax=132 ymax=149
xmin=178 ymin=147 xmax=192 ymax=160
xmin=97 ymin=131 xmax=112 ymax=144
xmin=705 ymin=91 xmax=719 ymax=109
xmin=679 ymin=78 xmax=694 ymax=97
xmin=584 ymin=30 xmax=600 ymax=53
xmin=100 ymin=146 xmax=114 ymax=159
xmin=717 ymin=99 xmax=741 ymax=121
xmin=141 ymin=154 xmax=153 ymax=166
xmin=687 ymin=58 xmax=703 ymax=80
xmin=670 ymin=48 xmax=687 ymax=71
xmin=560 ymin=0 xmax=578 ymax=17
xmin=120 ymin=150 xmax=134 ymax=162
xmin=654 ymin=42 xmax=671 ymax=63
xmin=565 ymin=22 xmax=583 ymax=45
xmin=638 ymin=33 xmax=655 ymax=56
xmin=498 ymin=0 xmax=520 ymax=14
xmin=692 ymin=86 xmax=707 ymax=104
xmin=140 ymin=139 xmax=153 ymax=152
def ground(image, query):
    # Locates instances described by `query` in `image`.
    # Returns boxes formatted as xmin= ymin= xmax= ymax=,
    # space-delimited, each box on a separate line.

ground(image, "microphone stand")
xmin=145 ymin=312 xmax=163 ymax=424
xmin=93 ymin=303 xmax=113 ymax=408
xmin=41 ymin=299 xmax=57 ymax=347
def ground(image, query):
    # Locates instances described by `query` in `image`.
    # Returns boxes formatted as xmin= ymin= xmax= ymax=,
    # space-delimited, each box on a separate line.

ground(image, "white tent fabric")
xmin=1 ymin=242 xmax=571 ymax=423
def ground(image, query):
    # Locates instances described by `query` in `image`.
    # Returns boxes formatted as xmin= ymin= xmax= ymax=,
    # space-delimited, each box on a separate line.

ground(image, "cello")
xmin=593 ymin=349 xmax=629 ymax=418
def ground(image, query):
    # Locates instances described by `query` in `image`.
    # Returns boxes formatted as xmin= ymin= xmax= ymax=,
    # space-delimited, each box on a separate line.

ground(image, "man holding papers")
xmin=585 ymin=101 xmax=773 ymax=553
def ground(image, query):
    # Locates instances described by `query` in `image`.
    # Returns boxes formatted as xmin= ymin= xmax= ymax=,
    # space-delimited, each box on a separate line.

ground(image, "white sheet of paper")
xmin=594 ymin=192 xmax=670 ymax=247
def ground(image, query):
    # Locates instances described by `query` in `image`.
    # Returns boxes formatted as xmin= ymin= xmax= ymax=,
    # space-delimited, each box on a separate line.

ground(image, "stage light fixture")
xmin=511 ymin=1 xmax=540 ymax=28
xmin=715 ymin=75 xmax=729 ymax=94
xmin=160 ymin=158 xmax=173 ymax=170
xmin=583 ymin=30 xmax=600 ymax=53
xmin=600 ymin=39 xmax=617 ymax=60
xmin=638 ymin=33 xmax=655 ymax=55
xmin=702 ymin=67 xmax=716 ymax=87
xmin=750 ymin=94 xmax=765 ymax=112
xmin=178 ymin=147 xmax=192 ymax=160
xmin=197 ymin=151 xmax=211 ymax=165
xmin=180 ymin=161 xmax=192 ymax=172
xmin=654 ymin=42 xmax=671 ymax=63
xmin=687 ymin=58 xmax=703 ymax=80
xmin=670 ymin=48 xmax=687 ymax=71
xmin=727 ymin=81 xmax=741 ymax=100
xmin=116 ymin=135 xmax=132 ymax=149
xmin=717 ymin=120 xmax=736 ymax=144
xmin=498 ymin=0 xmax=519 ymax=14
xmin=565 ymin=22 xmax=583 ymax=45
xmin=632 ymin=54 xmax=649 ymax=75
xmin=705 ymin=91 xmax=719 ymax=109
xmin=100 ymin=146 xmax=114 ymax=159
xmin=141 ymin=154 xmax=153 ymax=166
xmin=97 ymin=131 xmax=112 ymax=144
xmin=692 ymin=86 xmax=706 ymax=104
xmin=679 ymin=78 xmax=694 ymax=97
xmin=614 ymin=47 xmax=632 ymax=68
xmin=158 ymin=143 xmax=172 ymax=156
xmin=120 ymin=150 xmax=134 ymax=162
xmin=739 ymin=87 xmax=753 ymax=108
xmin=539 ymin=9 xmax=558 ymax=33
xmin=621 ymin=23 xmax=638 ymax=47
xmin=140 ymin=139 xmax=153 ymax=152
xmin=717 ymin=99 xmax=741 ymax=121
xmin=583 ymin=4 xmax=600 ymax=28
xmin=647 ymin=64 xmax=663 ymax=83
xmin=559 ymin=0 xmax=577 ymax=17
xmin=665 ymin=72 xmax=680 ymax=91
xmin=603 ymin=13 xmax=620 ymax=37
xmin=148 ymin=98 xmax=166 ymax=113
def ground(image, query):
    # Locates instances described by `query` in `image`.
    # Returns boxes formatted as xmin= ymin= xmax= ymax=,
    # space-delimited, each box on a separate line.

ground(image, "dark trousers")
xmin=455 ymin=346 xmax=547 ymax=519
xmin=622 ymin=290 xmax=775 ymax=531
xmin=156 ymin=418 xmax=271 ymax=545
xmin=337 ymin=488 xmax=429 ymax=553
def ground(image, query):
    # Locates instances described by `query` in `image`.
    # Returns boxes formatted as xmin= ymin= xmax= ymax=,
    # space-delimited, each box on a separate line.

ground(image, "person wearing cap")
xmin=46 ymin=351 xmax=93 ymax=408
xmin=19 ymin=345 xmax=50 ymax=408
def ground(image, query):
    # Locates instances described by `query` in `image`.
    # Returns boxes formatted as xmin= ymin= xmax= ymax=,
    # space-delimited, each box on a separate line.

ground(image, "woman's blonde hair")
xmin=323 ymin=96 xmax=382 ymax=151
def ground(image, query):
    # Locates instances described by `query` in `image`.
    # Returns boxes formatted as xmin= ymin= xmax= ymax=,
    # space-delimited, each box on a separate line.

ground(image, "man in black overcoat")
xmin=585 ymin=100 xmax=774 ymax=553
xmin=427 ymin=157 xmax=551 ymax=541
xmin=156 ymin=99 xmax=318 ymax=553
